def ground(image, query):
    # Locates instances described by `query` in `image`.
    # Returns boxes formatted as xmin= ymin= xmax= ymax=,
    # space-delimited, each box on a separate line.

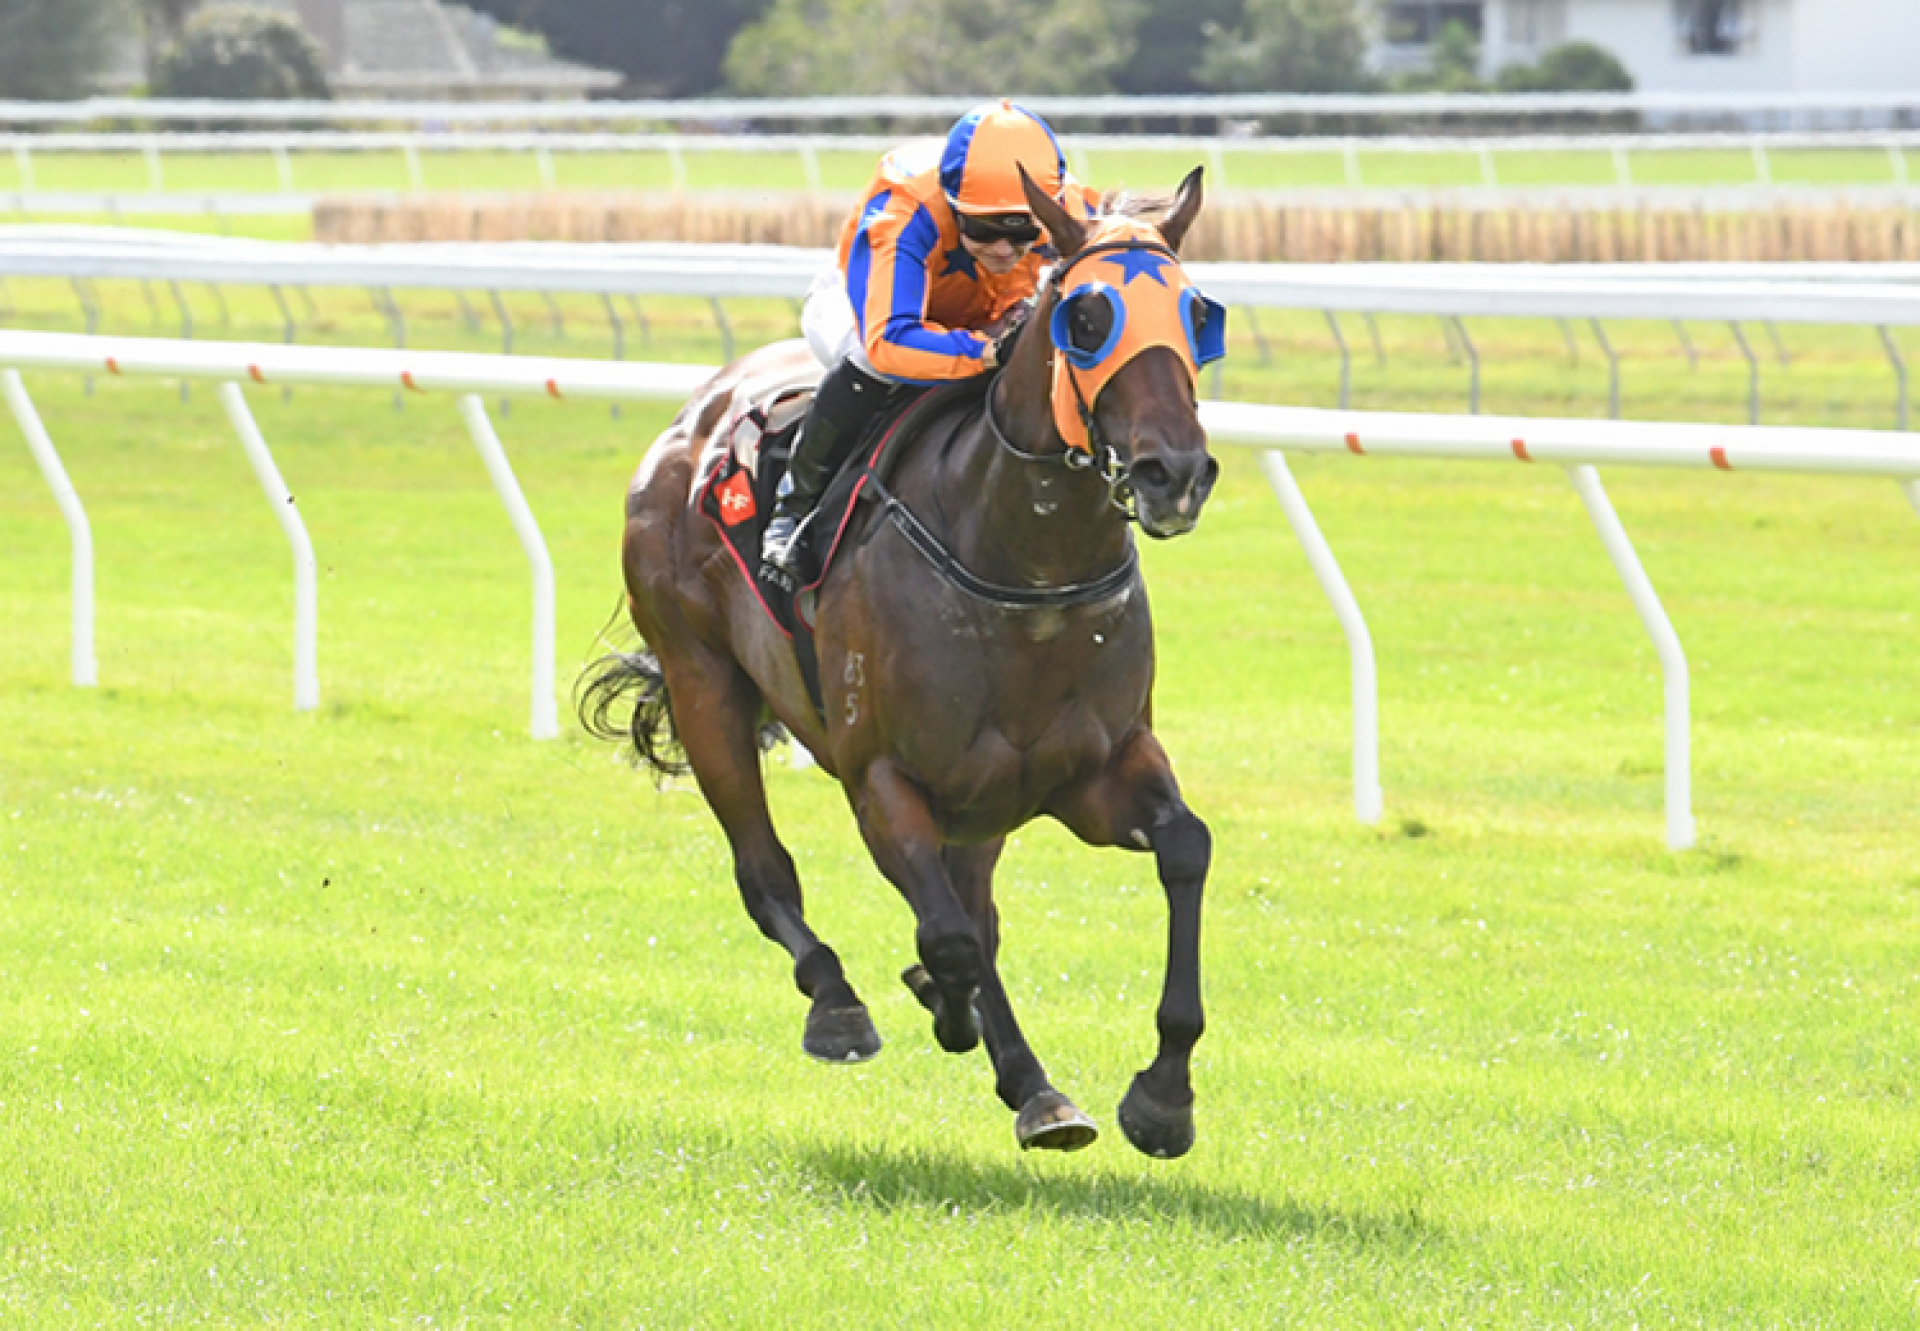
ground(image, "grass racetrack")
xmin=3 ymin=291 xmax=1920 ymax=1323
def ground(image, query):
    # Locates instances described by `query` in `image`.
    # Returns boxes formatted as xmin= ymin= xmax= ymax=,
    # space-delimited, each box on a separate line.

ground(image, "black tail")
xmin=576 ymin=649 xmax=691 ymax=779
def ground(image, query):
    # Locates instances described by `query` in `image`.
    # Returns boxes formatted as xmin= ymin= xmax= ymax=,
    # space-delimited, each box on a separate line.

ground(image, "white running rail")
xmin=3 ymin=91 xmax=1919 ymax=126
xmin=8 ymin=330 xmax=1920 ymax=845
xmin=1 ymin=128 xmax=1913 ymax=197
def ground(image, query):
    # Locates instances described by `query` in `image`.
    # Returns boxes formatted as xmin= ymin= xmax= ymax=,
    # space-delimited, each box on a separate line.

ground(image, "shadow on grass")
xmin=790 ymin=1138 xmax=1439 ymax=1249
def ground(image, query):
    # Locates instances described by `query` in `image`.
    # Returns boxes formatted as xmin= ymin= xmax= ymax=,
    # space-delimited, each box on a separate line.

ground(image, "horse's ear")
xmin=1020 ymin=164 xmax=1086 ymax=259
xmin=1159 ymin=165 xmax=1205 ymax=254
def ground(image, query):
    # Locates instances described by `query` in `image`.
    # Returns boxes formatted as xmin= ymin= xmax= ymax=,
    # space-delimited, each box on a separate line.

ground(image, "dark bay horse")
xmin=582 ymin=168 xmax=1222 ymax=1156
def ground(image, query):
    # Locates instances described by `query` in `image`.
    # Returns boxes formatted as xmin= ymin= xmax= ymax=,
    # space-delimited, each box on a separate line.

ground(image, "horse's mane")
xmin=1096 ymin=189 xmax=1174 ymax=222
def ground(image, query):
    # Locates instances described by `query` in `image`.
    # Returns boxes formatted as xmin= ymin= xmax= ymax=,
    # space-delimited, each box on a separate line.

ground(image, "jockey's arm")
xmin=846 ymin=197 xmax=993 ymax=383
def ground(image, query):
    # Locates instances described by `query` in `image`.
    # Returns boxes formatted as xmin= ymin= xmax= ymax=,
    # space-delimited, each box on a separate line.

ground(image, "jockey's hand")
xmin=984 ymin=300 xmax=1034 ymax=368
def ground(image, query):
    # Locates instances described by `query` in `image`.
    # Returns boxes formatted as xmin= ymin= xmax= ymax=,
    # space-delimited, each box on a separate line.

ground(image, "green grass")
xmin=0 ymin=142 xmax=1910 ymax=201
xmin=3 ymin=286 xmax=1920 ymax=1325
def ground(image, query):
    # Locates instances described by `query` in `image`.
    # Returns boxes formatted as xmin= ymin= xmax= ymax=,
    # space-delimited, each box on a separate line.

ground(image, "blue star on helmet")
xmin=1104 ymin=248 xmax=1173 ymax=286
xmin=941 ymin=244 xmax=979 ymax=279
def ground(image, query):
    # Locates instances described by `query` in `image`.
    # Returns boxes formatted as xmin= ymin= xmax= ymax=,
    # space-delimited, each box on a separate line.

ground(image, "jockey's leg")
xmin=760 ymin=355 xmax=893 ymax=579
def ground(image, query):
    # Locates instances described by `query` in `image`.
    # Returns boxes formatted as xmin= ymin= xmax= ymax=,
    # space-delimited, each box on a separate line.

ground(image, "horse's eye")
xmin=1068 ymin=296 xmax=1113 ymax=354
xmin=1187 ymin=299 xmax=1208 ymax=343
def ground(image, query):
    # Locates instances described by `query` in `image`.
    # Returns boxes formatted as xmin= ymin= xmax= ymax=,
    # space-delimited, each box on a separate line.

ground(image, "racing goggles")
xmin=955 ymin=211 xmax=1042 ymax=247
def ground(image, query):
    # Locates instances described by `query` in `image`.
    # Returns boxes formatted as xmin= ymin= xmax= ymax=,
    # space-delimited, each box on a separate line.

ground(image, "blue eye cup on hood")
xmin=1182 ymin=288 xmax=1228 ymax=367
xmin=1050 ymin=283 xmax=1126 ymax=371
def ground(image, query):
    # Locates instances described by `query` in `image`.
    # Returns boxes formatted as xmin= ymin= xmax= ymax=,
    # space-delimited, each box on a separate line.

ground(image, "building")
xmin=1374 ymin=0 xmax=1920 ymax=96
xmin=109 ymin=0 xmax=620 ymax=100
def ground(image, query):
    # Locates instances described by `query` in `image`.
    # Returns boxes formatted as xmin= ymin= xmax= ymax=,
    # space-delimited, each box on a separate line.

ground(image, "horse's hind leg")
xmin=912 ymin=841 xmax=1097 ymax=1153
xmin=658 ymin=641 xmax=880 ymax=1063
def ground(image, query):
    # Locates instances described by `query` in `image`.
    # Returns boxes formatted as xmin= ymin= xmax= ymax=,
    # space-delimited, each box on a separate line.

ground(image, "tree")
xmin=463 ymin=0 xmax=771 ymax=97
xmin=1196 ymin=0 xmax=1373 ymax=95
xmin=153 ymin=6 xmax=330 ymax=99
xmin=1114 ymin=0 xmax=1244 ymax=95
xmin=725 ymin=0 xmax=1140 ymax=97
xmin=1391 ymin=17 xmax=1482 ymax=92
xmin=0 ymin=0 xmax=124 ymax=100
xmin=145 ymin=0 xmax=202 ymax=82
xmin=1497 ymin=41 xmax=1633 ymax=93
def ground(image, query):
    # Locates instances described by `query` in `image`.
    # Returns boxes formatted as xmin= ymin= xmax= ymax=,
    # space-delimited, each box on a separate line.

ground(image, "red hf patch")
xmin=717 ymin=469 xmax=757 ymax=526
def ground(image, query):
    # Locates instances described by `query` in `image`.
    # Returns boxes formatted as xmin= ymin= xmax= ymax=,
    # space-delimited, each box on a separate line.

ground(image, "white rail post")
xmin=666 ymin=140 xmax=687 ymax=192
xmin=799 ymin=141 xmax=822 ymax=194
xmin=535 ymin=142 xmax=556 ymax=189
xmin=456 ymin=394 xmax=558 ymax=740
xmin=1904 ymin=480 xmax=1920 ymax=522
xmin=1565 ymin=464 xmax=1693 ymax=850
xmin=1342 ymin=142 xmax=1362 ymax=187
xmin=403 ymin=140 xmax=425 ymax=192
xmin=4 ymin=369 xmax=95 ymax=687
xmin=217 ymin=382 xmax=319 ymax=711
xmin=1611 ymin=144 xmax=1632 ymax=187
xmin=1751 ymin=141 xmax=1771 ymax=186
xmin=143 ymin=141 xmax=164 ymax=194
xmin=1892 ymin=144 xmax=1910 ymax=187
xmin=1258 ymin=450 xmax=1382 ymax=825
xmin=274 ymin=143 xmax=295 ymax=194
xmin=1206 ymin=142 xmax=1226 ymax=192
xmin=1478 ymin=144 xmax=1497 ymax=188
xmin=12 ymin=143 xmax=32 ymax=192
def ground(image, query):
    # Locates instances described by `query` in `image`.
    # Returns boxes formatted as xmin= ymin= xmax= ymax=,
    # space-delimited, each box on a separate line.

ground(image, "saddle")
xmin=698 ymin=374 xmax=991 ymax=717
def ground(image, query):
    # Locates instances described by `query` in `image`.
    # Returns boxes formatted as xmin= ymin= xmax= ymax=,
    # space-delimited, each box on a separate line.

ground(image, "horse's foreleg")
xmin=848 ymin=759 xmax=981 ymax=1054
xmin=658 ymin=642 xmax=879 ymax=1063
xmin=1053 ymin=728 xmax=1210 ymax=1160
xmin=937 ymin=842 xmax=1098 ymax=1152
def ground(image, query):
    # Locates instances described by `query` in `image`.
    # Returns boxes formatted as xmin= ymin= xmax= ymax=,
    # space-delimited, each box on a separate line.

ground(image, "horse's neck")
xmin=931 ymin=378 xmax=1132 ymax=590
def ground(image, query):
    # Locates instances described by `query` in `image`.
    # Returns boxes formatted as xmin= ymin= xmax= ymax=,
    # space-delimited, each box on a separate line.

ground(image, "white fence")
xmin=3 ymin=128 xmax=1915 ymax=198
xmin=8 ymin=328 xmax=1920 ymax=848
xmin=4 ymin=232 xmax=1917 ymax=425
xmin=4 ymin=91 xmax=1920 ymax=127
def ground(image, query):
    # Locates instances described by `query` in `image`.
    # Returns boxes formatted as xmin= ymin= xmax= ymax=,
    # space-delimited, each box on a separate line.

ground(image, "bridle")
xmin=985 ymin=236 xmax=1193 ymax=525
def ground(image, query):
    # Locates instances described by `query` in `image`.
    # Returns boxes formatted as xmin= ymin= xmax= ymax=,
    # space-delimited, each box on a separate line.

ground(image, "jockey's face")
xmin=960 ymin=232 xmax=1032 ymax=276
xmin=955 ymin=209 xmax=1040 ymax=277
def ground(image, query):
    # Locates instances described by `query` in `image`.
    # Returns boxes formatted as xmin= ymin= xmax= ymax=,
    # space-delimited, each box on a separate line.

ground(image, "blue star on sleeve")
xmin=940 ymin=245 xmax=979 ymax=279
xmin=1105 ymin=249 xmax=1173 ymax=286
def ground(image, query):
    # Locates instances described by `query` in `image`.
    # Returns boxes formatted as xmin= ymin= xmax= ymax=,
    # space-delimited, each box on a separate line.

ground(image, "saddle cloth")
xmin=695 ymin=373 xmax=986 ymax=716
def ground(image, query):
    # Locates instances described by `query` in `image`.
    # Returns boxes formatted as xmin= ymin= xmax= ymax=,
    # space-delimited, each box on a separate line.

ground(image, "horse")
xmin=580 ymin=167 xmax=1224 ymax=1157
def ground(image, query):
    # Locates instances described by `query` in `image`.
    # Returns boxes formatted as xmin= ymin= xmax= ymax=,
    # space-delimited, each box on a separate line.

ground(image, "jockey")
xmin=759 ymin=99 xmax=1103 ymax=583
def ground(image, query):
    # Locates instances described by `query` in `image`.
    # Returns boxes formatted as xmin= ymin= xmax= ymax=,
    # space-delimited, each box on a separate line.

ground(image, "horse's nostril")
xmin=1130 ymin=458 xmax=1172 ymax=494
xmin=1199 ymin=457 xmax=1221 ymax=495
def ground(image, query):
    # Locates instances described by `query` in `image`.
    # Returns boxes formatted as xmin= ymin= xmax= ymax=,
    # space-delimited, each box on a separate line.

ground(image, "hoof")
xmin=1118 ymin=1073 xmax=1195 ymax=1160
xmin=802 ymin=1003 xmax=882 ymax=1064
xmin=1016 ymin=1090 xmax=1098 ymax=1152
xmin=899 ymin=963 xmax=979 ymax=1055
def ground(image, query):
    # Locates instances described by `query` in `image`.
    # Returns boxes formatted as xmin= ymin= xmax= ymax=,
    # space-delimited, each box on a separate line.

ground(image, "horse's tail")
xmin=576 ymin=648 xmax=692 ymax=779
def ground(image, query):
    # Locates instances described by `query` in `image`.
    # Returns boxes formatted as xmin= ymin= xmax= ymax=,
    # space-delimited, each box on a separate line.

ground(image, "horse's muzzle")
xmin=1128 ymin=451 xmax=1220 ymax=539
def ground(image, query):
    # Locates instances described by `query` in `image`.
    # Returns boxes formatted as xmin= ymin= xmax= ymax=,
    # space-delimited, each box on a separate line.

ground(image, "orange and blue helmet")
xmin=939 ymin=100 xmax=1066 ymax=216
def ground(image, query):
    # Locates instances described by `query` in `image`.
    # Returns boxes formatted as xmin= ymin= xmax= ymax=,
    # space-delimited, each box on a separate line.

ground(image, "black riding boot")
xmin=760 ymin=357 xmax=891 ymax=581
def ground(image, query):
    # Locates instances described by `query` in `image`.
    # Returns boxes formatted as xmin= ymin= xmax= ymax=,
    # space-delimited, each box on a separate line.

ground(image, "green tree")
xmin=0 ymin=0 xmax=124 ymax=100
xmin=1196 ymin=0 xmax=1372 ymax=94
xmin=145 ymin=0 xmax=201 ymax=82
xmin=1497 ymin=40 xmax=1633 ymax=92
xmin=153 ymin=5 xmax=330 ymax=99
xmin=1115 ymin=0 xmax=1243 ymax=95
xmin=725 ymin=0 xmax=1140 ymax=96
xmin=1391 ymin=17 xmax=1482 ymax=92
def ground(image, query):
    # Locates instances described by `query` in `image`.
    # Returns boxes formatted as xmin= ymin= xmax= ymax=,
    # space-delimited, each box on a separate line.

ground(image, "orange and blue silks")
xmin=834 ymin=104 xmax=1102 ymax=384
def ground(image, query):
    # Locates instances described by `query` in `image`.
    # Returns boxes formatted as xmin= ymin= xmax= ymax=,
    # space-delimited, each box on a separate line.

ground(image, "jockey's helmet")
xmin=939 ymin=100 xmax=1065 ymax=216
